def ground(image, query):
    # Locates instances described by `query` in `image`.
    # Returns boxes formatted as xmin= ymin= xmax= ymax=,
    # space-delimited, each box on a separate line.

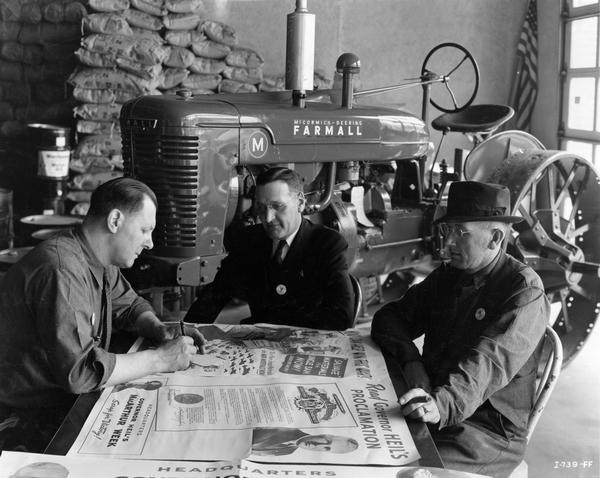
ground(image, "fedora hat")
xmin=434 ymin=181 xmax=522 ymax=224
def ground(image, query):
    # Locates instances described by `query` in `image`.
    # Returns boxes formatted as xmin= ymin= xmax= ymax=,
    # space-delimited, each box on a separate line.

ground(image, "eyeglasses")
xmin=254 ymin=201 xmax=289 ymax=216
xmin=438 ymin=223 xmax=471 ymax=238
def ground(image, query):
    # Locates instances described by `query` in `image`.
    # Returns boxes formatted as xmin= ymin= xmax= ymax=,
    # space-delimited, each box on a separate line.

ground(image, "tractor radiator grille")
xmin=123 ymin=129 xmax=200 ymax=251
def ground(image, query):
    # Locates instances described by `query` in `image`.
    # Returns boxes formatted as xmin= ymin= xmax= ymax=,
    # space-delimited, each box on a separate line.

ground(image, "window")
xmin=561 ymin=1 xmax=600 ymax=168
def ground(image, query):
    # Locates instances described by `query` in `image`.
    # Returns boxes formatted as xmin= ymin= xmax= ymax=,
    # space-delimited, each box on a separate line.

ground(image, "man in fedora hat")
xmin=372 ymin=181 xmax=549 ymax=478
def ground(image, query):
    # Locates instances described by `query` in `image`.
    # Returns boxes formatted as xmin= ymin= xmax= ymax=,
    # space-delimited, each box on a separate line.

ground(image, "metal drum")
xmin=28 ymin=123 xmax=71 ymax=180
xmin=466 ymin=140 xmax=600 ymax=366
xmin=27 ymin=123 xmax=71 ymax=215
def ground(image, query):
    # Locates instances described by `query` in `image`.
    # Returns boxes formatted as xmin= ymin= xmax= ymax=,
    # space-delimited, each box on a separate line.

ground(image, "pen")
xmin=400 ymin=395 xmax=431 ymax=408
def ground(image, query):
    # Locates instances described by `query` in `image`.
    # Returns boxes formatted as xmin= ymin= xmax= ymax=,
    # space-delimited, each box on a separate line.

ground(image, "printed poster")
xmin=174 ymin=324 xmax=389 ymax=380
xmin=67 ymin=325 xmax=418 ymax=465
xmin=0 ymin=451 xmax=492 ymax=478
xmin=69 ymin=375 xmax=418 ymax=465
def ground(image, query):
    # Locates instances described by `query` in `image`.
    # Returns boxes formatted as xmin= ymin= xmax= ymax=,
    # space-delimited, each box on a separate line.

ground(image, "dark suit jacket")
xmin=184 ymin=218 xmax=354 ymax=330
xmin=251 ymin=427 xmax=308 ymax=456
xmin=371 ymin=251 xmax=548 ymax=430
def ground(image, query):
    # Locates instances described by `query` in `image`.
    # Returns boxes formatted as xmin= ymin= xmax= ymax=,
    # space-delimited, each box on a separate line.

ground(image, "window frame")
xmin=560 ymin=1 xmax=600 ymax=167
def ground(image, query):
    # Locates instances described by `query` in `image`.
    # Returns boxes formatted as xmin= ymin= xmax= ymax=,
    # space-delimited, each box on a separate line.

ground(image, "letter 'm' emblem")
xmin=248 ymin=131 xmax=269 ymax=159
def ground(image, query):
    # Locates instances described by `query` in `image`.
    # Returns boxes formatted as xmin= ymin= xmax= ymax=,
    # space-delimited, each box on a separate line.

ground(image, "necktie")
xmin=273 ymin=240 xmax=287 ymax=265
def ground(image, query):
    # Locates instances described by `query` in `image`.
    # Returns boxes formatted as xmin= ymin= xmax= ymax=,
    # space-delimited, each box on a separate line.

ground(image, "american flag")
xmin=513 ymin=0 xmax=538 ymax=131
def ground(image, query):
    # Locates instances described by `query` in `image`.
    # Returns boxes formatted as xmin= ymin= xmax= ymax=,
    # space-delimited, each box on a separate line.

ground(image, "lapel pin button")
xmin=276 ymin=284 xmax=287 ymax=295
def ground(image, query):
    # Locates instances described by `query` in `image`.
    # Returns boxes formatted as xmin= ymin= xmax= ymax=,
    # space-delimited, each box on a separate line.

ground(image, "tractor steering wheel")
xmin=421 ymin=42 xmax=480 ymax=113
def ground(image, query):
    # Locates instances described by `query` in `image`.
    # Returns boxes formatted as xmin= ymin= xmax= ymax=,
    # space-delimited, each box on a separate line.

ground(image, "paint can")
xmin=27 ymin=123 xmax=71 ymax=215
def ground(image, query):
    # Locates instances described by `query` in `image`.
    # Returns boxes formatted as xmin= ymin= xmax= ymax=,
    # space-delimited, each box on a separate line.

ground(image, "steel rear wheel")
xmin=487 ymin=150 xmax=600 ymax=366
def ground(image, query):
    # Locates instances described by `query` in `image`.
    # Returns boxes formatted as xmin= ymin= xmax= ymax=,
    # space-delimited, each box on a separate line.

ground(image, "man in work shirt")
xmin=372 ymin=181 xmax=549 ymax=478
xmin=0 ymin=177 xmax=205 ymax=452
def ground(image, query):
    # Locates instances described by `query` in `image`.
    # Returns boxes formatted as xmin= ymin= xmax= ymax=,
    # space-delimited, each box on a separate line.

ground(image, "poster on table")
xmin=67 ymin=375 xmax=418 ymax=465
xmin=174 ymin=324 xmax=390 ymax=380
xmin=0 ymin=451 xmax=491 ymax=478
xmin=0 ymin=452 xmax=236 ymax=478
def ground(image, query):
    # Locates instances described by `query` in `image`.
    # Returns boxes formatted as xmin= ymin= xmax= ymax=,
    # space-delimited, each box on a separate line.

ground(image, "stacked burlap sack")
xmin=70 ymin=0 xmax=168 ymax=138
xmin=161 ymin=3 xmax=264 ymax=94
xmin=68 ymin=0 xmax=171 ymax=214
xmin=0 ymin=0 xmax=86 ymax=137
xmin=66 ymin=0 xmax=270 ymax=214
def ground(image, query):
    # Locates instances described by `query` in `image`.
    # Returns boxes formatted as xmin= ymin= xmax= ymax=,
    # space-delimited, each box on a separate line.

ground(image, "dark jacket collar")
xmin=277 ymin=218 xmax=311 ymax=265
xmin=450 ymin=249 xmax=507 ymax=290
xmin=471 ymin=249 xmax=504 ymax=289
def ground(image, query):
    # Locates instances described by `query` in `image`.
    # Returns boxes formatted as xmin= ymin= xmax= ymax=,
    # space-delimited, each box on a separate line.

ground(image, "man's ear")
xmin=489 ymin=228 xmax=505 ymax=249
xmin=297 ymin=192 xmax=306 ymax=213
xmin=107 ymin=209 xmax=124 ymax=233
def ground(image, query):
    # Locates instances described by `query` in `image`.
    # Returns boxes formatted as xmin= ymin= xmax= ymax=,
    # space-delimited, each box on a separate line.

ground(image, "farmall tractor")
xmin=120 ymin=1 xmax=600 ymax=367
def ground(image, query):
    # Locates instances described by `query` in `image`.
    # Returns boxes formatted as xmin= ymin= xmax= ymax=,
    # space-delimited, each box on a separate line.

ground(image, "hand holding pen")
xmin=398 ymin=388 xmax=440 ymax=424
xmin=179 ymin=319 xmax=206 ymax=355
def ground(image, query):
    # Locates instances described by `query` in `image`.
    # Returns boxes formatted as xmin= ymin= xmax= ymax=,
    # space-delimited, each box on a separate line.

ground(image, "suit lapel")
xmin=256 ymin=226 xmax=273 ymax=262
xmin=281 ymin=218 xmax=310 ymax=268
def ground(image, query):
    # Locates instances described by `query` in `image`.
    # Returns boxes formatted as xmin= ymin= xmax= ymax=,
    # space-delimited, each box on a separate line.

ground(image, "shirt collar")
xmin=277 ymin=221 xmax=301 ymax=248
xmin=73 ymin=226 xmax=107 ymax=285
xmin=469 ymin=249 xmax=504 ymax=289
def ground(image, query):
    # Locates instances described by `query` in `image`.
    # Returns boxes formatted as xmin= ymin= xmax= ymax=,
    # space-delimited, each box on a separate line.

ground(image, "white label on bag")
xmin=38 ymin=150 xmax=70 ymax=178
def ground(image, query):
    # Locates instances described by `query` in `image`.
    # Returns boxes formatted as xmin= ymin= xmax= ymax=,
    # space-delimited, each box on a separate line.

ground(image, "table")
xmin=384 ymin=355 xmax=444 ymax=468
xmin=45 ymin=329 xmax=443 ymax=467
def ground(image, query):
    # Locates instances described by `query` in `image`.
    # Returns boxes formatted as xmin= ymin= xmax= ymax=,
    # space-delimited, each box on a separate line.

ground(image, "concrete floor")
xmin=524 ymin=323 xmax=600 ymax=478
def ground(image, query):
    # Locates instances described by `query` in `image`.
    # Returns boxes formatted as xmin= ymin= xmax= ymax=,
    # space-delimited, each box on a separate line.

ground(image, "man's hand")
xmin=226 ymin=324 xmax=293 ymax=341
xmin=178 ymin=323 xmax=206 ymax=354
xmin=107 ymin=333 xmax=202 ymax=385
xmin=398 ymin=388 xmax=440 ymax=424
xmin=142 ymin=318 xmax=206 ymax=355
xmin=256 ymin=326 xmax=293 ymax=341
xmin=403 ymin=361 xmax=431 ymax=392
xmin=154 ymin=336 xmax=199 ymax=373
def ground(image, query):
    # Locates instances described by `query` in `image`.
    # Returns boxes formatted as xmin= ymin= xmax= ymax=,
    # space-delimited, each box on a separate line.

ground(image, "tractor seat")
xmin=431 ymin=104 xmax=514 ymax=134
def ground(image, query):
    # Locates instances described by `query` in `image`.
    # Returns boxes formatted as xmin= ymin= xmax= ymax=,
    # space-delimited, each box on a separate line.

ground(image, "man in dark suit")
xmin=251 ymin=427 xmax=359 ymax=456
xmin=184 ymin=167 xmax=354 ymax=330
